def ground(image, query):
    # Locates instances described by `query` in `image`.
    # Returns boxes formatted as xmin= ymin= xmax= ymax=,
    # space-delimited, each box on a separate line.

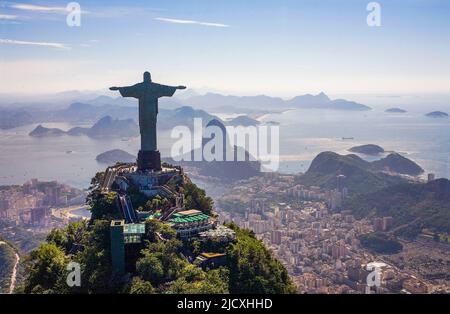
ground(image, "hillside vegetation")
xmin=0 ymin=240 xmax=17 ymax=293
xmin=346 ymin=179 xmax=450 ymax=238
xmin=297 ymin=152 xmax=409 ymax=195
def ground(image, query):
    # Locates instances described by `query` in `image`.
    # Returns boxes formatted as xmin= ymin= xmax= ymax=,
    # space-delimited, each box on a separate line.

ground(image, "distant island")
xmin=29 ymin=125 xmax=66 ymax=137
xmin=29 ymin=116 xmax=139 ymax=139
xmin=227 ymin=115 xmax=260 ymax=127
xmin=425 ymin=111 xmax=449 ymax=118
xmin=349 ymin=144 xmax=385 ymax=155
xmin=385 ymin=108 xmax=407 ymax=113
xmin=96 ymin=149 xmax=136 ymax=165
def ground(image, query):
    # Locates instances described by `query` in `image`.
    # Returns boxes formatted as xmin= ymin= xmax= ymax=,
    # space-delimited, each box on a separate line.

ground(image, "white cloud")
xmin=155 ymin=17 xmax=229 ymax=28
xmin=9 ymin=3 xmax=67 ymax=13
xmin=90 ymin=6 xmax=162 ymax=18
xmin=8 ymin=2 xmax=90 ymax=15
xmin=0 ymin=39 xmax=70 ymax=50
xmin=6 ymin=3 xmax=163 ymax=20
xmin=8 ymin=3 xmax=160 ymax=18
xmin=0 ymin=13 xmax=18 ymax=20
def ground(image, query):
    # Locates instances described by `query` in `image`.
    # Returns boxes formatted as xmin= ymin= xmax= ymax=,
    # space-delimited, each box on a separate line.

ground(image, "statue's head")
xmin=143 ymin=71 xmax=152 ymax=82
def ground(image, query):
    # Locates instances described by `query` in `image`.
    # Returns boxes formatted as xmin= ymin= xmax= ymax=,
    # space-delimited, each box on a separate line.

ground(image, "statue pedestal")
xmin=137 ymin=150 xmax=161 ymax=171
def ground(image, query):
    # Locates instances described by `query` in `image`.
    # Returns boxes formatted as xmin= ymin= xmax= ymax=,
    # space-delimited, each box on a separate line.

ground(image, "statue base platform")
xmin=137 ymin=150 xmax=161 ymax=171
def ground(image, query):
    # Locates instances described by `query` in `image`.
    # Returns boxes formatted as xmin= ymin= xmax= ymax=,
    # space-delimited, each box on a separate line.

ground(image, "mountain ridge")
xmin=29 ymin=116 xmax=139 ymax=139
xmin=345 ymin=178 xmax=450 ymax=238
xmin=297 ymin=151 xmax=423 ymax=195
xmin=186 ymin=92 xmax=371 ymax=111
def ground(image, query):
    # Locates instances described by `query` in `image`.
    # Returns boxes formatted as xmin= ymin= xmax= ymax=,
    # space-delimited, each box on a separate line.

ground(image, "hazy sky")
xmin=1 ymin=0 xmax=450 ymax=96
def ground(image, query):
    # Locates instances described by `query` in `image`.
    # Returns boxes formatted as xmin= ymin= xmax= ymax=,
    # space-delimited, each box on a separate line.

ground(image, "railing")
xmin=176 ymin=224 xmax=214 ymax=237
xmin=101 ymin=164 xmax=134 ymax=192
xmin=118 ymin=194 xmax=138 ymax=223
xmin=160 ymin=206 xmax=180 ymax=221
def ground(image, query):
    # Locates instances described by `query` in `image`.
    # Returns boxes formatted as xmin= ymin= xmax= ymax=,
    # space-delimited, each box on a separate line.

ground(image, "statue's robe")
xmin=118 ymin=82 xmax=176 ymax=151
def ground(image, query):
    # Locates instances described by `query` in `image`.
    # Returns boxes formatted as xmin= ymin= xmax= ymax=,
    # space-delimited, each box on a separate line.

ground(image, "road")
xmin=0 ymin=241 xmax=20 ymax=294
xmin=9 ymin=252 xmax=19 ymax=294
xmin=52 ymin=205 xmax=90 ymax=221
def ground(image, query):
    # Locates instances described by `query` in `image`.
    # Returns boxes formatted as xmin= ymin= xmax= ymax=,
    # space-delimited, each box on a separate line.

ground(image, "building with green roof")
xmin=168 ymin=210 xmax=215 ymax=239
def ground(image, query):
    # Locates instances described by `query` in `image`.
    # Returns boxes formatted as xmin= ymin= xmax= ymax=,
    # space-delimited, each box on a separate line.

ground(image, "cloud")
xmin=8 ymin=3 xmax=158 ymax=18
xmin=0 ymin=39 xmax=70 ymax=50
xmin=0 ymin=13 xmax=18 ymax=20
xmin=9 ymin=3 xmax=67 ymax=13
xmin=155 ymin=17 xmax=229 ymax=28
xmin=8 ymin=2 xmax=89 ymax=15
xmin=6 ymin=3 xmax=163 ymax=20
xmin=90 ymin=6 xmax=162 ymax=18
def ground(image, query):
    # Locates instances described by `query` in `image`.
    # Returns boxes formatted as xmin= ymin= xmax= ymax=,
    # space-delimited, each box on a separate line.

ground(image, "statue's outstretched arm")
xmin=109 ymin=84 xmax=140 ymax=98
xmin=156 ymin=84 xmax=187 ymax=98
xmin=161 ymin=84 xmax=186 ymax=90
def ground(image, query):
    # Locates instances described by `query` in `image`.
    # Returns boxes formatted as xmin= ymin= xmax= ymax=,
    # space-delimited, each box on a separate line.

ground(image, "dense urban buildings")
xmin=0 ymin=179 xmax=85 ymax=228
xmin=216 ymin=173 xmax=450 ymax=294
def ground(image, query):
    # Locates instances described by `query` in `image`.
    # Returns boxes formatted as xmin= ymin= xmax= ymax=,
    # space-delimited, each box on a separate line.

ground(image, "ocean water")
xmin=0 ymin=103 xmax=449 ymax=189
xmin=265 ymin=107 xmax=450 ymax=178
xmin=0 ymin=122 xmax=194 ymax=189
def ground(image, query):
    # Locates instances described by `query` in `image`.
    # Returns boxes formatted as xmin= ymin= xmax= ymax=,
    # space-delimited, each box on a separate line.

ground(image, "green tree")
xmin=47 ymin=220 xmax=87 ymax=253
xmin=145 ymin=195 xmax=172 ymax=212
xmin=183 ymin=181 xmax=213 ymax=214
xmin=76 ymin=220 xmax=117 ymax=293
xmin=167 ymin=265 xmax=229 ymax=294
xmin=136 ymin=252 xmax=165 ymax=284
xmin=88 ymin=191 xmax=121 ymax=221
xmin=129 ymin=277 xmax=155 ymax=294
xmin=24 ymin=243 xmax=67 ymax=293
xmin=144 ymin=219 xmax=176 ymax=242
xmin=226 ymin=223 xmax=297 ymax=294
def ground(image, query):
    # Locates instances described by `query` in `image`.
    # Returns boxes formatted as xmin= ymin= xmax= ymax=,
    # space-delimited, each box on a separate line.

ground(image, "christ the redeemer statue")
xmin=110 ymin=71 xmax=186 ymax=171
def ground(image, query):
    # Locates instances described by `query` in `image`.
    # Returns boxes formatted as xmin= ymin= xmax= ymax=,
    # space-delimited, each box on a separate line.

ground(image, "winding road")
xmin=0 ymin=241 xmax=20 ymax=294
xmin=8 ymin=251 xmax=19 ymax=294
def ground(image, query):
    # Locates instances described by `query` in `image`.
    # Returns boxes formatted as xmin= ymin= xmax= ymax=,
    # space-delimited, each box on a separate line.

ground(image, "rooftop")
xmin=177 ymin=209 xmax=202 ymax=216
xmin=200 ymin=252 xmax=226 ymax=259
xmin=170 ymin=212 xmax=210 ymax=224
